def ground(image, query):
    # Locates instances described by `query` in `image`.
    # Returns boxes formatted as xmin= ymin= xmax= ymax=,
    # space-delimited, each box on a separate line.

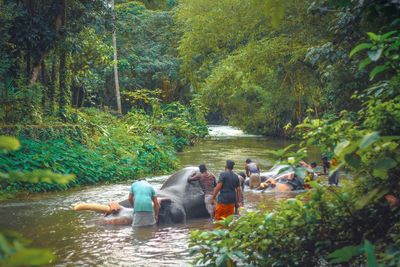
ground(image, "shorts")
xmin=132 ymin=211 xmax=155 ymax=227
xmin=215 ymin=203 xmax=235 ymax=221
xmin=204 ymin=194 xmax=215 ymax=217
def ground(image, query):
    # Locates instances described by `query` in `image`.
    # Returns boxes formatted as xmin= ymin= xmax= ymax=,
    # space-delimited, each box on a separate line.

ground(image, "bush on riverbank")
xmin=0 ymin=137 xmax=74 ymax=266
xmin=189 ymin=27 xmax=400 ymax=266
xmin=0 ymin=103 xmax=208 ymax=196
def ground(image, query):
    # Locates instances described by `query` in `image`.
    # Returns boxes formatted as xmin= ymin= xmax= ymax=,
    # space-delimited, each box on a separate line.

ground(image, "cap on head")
xmin=245 ymin=158 xmax=252 ymax=164
xmin=199 ymin=164 xmax=207 ymax=173
xmin=226 ymin=160 xmax=235 ymax=170
xmin=238 ymin=171 xmax=246 ymax=178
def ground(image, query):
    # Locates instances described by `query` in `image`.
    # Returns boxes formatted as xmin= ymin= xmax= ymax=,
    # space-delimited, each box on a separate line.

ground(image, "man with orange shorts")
xmin=211 ymin=160 xmax=242 ymax=221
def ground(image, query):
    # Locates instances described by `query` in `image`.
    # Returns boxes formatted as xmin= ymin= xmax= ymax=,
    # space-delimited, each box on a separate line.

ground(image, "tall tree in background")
xmin=113 ymin=1 xmax=184 ymax=105
xmin=58 ymin=0 xmax=67 ymax=118
xmin=112 ymin=0 xmax=122 ymax=114
xmin=176 ymin=0 xmax=323 ymax=135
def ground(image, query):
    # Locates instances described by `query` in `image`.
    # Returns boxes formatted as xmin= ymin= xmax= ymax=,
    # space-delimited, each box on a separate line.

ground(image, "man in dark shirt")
xmin=187 ymin=164 xmax=216 ymax=218
xmin=211 ymin=160 xmax=242 ymax=221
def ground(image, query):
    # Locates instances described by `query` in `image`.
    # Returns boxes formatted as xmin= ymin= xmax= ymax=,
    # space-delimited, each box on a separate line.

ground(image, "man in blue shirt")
xmin=129 ymin=180 xmax=160 ymax=227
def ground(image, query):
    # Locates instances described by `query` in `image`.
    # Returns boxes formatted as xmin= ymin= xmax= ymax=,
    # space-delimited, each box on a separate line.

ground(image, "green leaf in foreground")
xmin=368 ymin=49 xmax=383 ymax=62
xmin=356 ymin=188 xmax=389 ymax=210
xmin=334 ymin=140 xmax=350 ymax=156
xmin=344 ymin=153 xmax=361 ymax=169
xmin=328 ymin=245 xmax=362 ymax=264
xmin=364 ymin=240 xmax=378 ymax=267
xmin=2 ymin=248 xmax=55 ymax=266
xmin=350 ymin=43 xmax=373 ymax=57
xmin=0 ymin=136 xmax=21 ymax=151
xmin=369 ymin=65 xmax=387 ymax=80
xmin=360 ymin=132 xmax=380 ymax=149
xmin=373 ymin=157 xmax=397 ymax=176
xmin=215 ymin=253 xmax=228 ymax=266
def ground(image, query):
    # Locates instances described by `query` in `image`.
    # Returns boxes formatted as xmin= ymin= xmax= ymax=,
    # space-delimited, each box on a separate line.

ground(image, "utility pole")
xmin=112 ymin=0 xmax=122 ymax=114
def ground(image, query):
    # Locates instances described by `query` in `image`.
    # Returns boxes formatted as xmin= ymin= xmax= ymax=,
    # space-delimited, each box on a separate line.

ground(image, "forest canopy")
xmin=176 ymin=0 xmax=399 ymax=135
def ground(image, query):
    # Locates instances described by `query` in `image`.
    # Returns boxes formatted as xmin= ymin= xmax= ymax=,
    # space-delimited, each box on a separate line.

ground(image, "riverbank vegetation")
xmin=0 ymin=0 xmax=399 ymax=266
xmin=0 ymin=137 xmax=74 ymax=266
xmin=188 ymin=1 xmax=400 ymax=266
xmin=0 ymin=1 xmax=207 ymax=197
xmin=0 ymin=103 xmax=207 ymax=196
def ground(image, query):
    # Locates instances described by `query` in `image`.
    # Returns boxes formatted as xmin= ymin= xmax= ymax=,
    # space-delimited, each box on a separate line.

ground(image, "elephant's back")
xmin=160 ymin=167 xmax=197 ymax=191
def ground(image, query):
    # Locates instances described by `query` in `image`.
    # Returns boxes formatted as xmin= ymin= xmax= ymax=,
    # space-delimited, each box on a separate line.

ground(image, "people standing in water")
xmin=245 ymin=158 xmax=261 ymax=189
xmin=235 ymin=172 xmax=246 ymax=214
xmin=328 ymin=158 xmax=339 ymax=186
xmin=322 ymin=156 xmax=329 ymax=174
xmin=212 ymin=160 xmax=242 ymax=221
xmin=322 ymin=155 xmax=340 ymax=186
xmin=187 ymin=164 xmax=217 ymax=219
xmin=129 ymin=179 xmax=160 ymax=227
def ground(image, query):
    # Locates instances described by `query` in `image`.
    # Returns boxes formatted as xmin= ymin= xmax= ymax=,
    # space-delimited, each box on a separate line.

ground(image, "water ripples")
xmin=0 ymin=126 xmax=319 ymax=266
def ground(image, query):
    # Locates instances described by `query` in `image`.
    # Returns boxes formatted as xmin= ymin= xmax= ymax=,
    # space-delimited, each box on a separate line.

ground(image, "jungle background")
xmin=0 ymin=0 xmax=399 ymax=266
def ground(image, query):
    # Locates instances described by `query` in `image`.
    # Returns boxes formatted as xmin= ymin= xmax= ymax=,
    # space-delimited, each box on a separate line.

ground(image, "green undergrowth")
xmin=189 ymin=28 xmax=400 ymax=266
xmin=0 ymin=103 xmax=208 ymax=197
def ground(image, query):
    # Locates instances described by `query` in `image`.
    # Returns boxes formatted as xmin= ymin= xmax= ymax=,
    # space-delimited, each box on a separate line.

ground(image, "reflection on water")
xmin=0 ymin=126 xmax=319 ymax=266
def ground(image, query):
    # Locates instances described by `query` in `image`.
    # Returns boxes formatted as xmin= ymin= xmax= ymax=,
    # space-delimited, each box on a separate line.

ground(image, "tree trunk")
xmin=41 ymin=60 xmax=47 ymax=108
xmin=71 ymin=81 xmax=84 ymax=108
xmin=25 ymin=46 xmax=31 ymax=80
xmin=59 ymin=51 xmax=67 ymax=116
xmin=58 ymin=0 xmax=67 ymax=118
xmin=28 ymin=1 xmax=63 ymax=85
xmin=29 ymin=60 xmax=42 ymax=85
xmin=112 ymin=0 xmax=122 ymax=114
xmin=104 ymin=74 xmax=114 ymax=109
xmin=48 ymin=57 xmax=56 ymax=114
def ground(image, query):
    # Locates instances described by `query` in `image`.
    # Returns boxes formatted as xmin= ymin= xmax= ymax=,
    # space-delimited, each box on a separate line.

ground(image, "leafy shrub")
xmin=0 ymin=136 xmax=74 ymax=266
xmin=189 ymin=29 xmax=400 ymax=267
xmin=0 ymin=102 xmax=207 ymax=195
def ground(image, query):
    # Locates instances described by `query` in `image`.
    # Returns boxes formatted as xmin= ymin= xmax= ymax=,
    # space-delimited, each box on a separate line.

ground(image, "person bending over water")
xmin=212 ymin=160 xmax=242 ymax=221
xmin=245 ymin=159 xmax=261 ymax=189
xmin=129 ymin=179 xmax=160 ymax=227
xmin=187 ymin=164 xmax=217 ymax=219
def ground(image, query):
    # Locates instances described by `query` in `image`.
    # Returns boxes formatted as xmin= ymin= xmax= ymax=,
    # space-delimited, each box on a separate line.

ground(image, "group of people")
xmin=127 ymin=156 xmax=339 ymax=227
xmin=187 ymin=159 xmax=260 ymax=221
xmin=127 ymin=159 xmax=254 ymax=227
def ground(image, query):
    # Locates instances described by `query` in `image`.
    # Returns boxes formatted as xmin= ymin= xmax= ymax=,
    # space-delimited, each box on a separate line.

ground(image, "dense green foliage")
xmin=0 ymin=0 xmax=208 ymax=195
xmin=0 ymin=136 xmax=74 ymax=266
xmin=0 ymin=102 xmax=207 ymax=195
xmin=176 ymin=0 xmax=399 ymax=136
xmin=115 ymin=2 xmax=186 ymax=102
xmin=0 ymin=0 xmax=187 ymax=122
xmin=0 ymin=0 xmax=399 ymax=265
xmin=189 ymin=1 xmax=400 ymax=266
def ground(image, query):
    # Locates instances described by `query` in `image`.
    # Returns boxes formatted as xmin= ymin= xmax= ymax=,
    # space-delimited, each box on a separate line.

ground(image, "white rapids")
xmin=208 ymin=125 xmax=258 ymax=137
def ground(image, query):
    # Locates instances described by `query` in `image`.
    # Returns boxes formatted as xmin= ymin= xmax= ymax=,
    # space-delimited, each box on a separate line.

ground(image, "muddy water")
xmin=0 ymin=126 xmax=319 ymax=266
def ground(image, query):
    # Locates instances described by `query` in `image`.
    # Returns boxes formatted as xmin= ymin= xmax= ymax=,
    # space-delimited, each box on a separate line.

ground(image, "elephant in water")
xmin=74 ymin=167 xmax=210 ymax=225
xmin=248 ymin=164 xmax=307 ymax=191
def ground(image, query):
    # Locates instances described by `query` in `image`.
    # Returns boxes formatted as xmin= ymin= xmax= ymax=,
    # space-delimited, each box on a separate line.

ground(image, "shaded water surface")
xmin=0 ymin=126 xmax=318 ymax=266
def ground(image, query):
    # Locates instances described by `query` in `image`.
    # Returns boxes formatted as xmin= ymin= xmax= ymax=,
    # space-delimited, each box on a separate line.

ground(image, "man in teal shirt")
xmin=129 ymin=180 xmax=160 ymax=227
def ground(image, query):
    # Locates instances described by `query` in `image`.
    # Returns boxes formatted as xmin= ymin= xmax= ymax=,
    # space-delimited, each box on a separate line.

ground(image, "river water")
xmin=0 ymin=126 xmax=319 ymax=266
